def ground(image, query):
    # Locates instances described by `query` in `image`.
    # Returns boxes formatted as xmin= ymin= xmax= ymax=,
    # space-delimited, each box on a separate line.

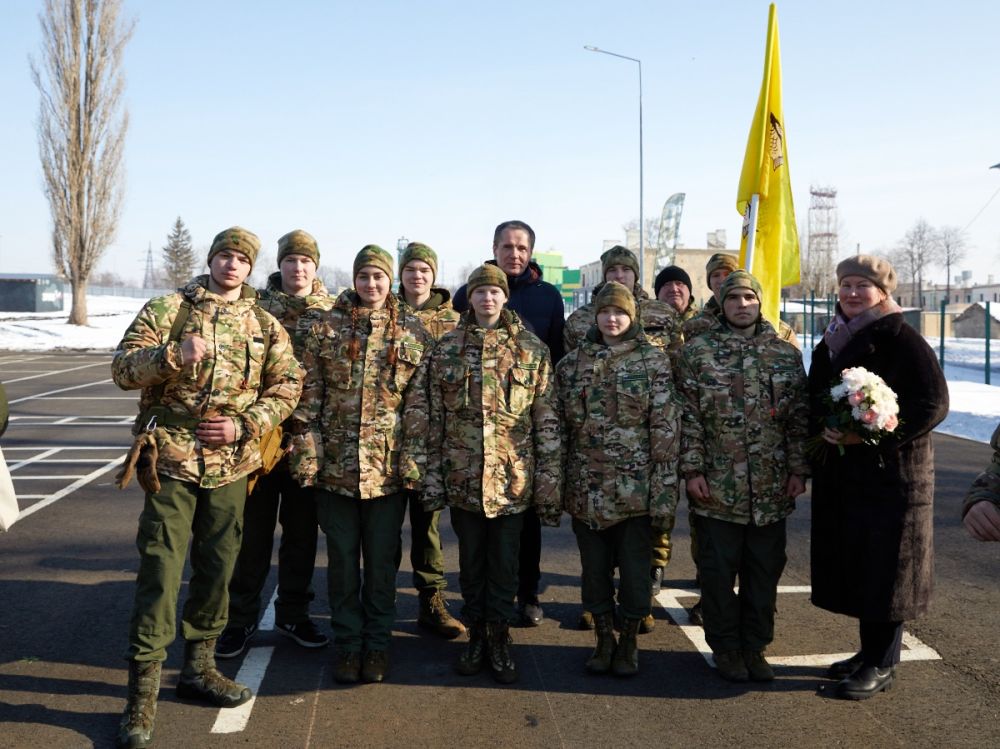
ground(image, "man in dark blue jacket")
xmin=453 ymin=219 xmax=566 ymax=625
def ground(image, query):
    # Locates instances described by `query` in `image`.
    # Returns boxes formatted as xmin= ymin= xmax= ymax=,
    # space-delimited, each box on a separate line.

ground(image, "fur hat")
xmin=277 ymin=229 xmax=320 ymax=266
xmin=718 ymin=270 xmax=763 ymax=303
xmin=593 ymin=280 xmax=636 ymax=320
xmin=705 ymin=253 xmax=739 ymax=288
xmin=600 ymin=245 xmax=639 ymax=279
xmin=208 ymin=226 xmax=260 ymax=267
xmin=654 ymin=265 xmax=693 ymax=298
xmin=466 ymin=263 xmax=509 ymax=298
xmin=836 ymin=255 xmax=898 ymax=294
xmin=353 ymin=244 xmax=394 ymax=279
xmin=399 ymin=242 xmax=438 ymax=282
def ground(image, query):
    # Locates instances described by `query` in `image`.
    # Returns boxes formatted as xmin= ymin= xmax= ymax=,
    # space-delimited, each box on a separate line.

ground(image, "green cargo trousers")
xmin=126 ymin=475 xmax=248 ymax=662
xmin=317 ymin=490 xmax=406 ymax=652
xmin=227 ymin=467 xmax=319 ymax=628
xmin=694 ymin=514 xmax=787 ymax=654
xmin=450 ymin=507 xmax=523 ymax=624
xmin=394 ymin=491 xmax=447 ymax=593
xmin=573 ymin=516 xmax=653 ymax=620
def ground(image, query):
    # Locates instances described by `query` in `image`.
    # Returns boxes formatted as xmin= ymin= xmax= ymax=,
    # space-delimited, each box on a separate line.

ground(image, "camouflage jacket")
xmin=556 ymin=328 xmax=680 ymax=529
xmin=963 ymin=422 xmax=1000 ymax=516
xmin=675 ymin=320 xmax=809 ymax=525
xmin=397 ymin=287 xmax=461 ymax=341
xmin=290 ymin=290 xmax=431 ymax=500
xmin=112 ymin=276 xmax=303 ymax=488
xmin=682 ymin=297 xmax=800 ymax=349
xmin=564 ymin=284 xmax=681 ymax=354
xmin=423 ymin=309 xmax=562 ymax=521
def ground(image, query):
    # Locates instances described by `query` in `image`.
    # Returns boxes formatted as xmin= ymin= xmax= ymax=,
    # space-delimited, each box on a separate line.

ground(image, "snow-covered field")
xmin=1 ymin=295 xmax=997 ymax=443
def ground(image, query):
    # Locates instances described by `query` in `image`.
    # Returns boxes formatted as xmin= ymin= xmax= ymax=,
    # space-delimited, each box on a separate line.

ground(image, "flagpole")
xmin=744 ymin=193 xmax=760 ymax=271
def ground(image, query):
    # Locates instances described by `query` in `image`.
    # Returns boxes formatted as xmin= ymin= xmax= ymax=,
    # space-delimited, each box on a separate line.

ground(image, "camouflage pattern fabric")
xmin=564 ymin=283 xmax=681 ymax=354
xmin=556 ymin=331 xmax=680 ymax=530
xmin=423 ymin=309 xmax=562 ymax=523
xmin=675 ymin=320 xmax=809 ymax=526
xmin=289 ymin=290 xmax=431 ymax=499
xmin=963 ymin=422 xmax=1000 ymax=515
xmin=682 ymin=296 xmax=800 ymax=350
xmin=112 ymin=276 xmax=303 ymax=489
xmin=397 ymin=287 xmax=460 ymax=341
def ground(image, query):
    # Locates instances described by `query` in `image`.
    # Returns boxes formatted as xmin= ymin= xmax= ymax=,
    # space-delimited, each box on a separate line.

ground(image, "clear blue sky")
xmin=1 ymin=0 xmax=998 ymax=288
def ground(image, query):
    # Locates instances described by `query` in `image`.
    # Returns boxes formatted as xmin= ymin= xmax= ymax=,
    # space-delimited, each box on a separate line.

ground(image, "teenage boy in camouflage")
xmin=112 ymin=227 xmax=303 ymax=749
xmin=290 ymin=245 xmax=432 ymax=685
xmin=424 ymin=264 xmax=562 ymax=684
xmin=556 ymin=281 xmax=679 ymax=677
xmin=394 ymin=241 xmax=466 ymax=639
xmin=217 ymin=230 xmax=333 ymax=660
xmin=563 ymin=245 xmax=679 ymax=632
xmin=675 ymin=270 xmax=808 ymax=684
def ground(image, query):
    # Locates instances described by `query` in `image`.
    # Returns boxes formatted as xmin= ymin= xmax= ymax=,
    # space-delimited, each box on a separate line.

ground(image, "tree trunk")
xmin=68 ymin=279 xmax=89 ymax=326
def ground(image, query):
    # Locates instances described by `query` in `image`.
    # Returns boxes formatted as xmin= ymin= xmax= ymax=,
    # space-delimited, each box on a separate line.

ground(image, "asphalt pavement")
xmin=0 ymin=351 xmax=997 ymax=748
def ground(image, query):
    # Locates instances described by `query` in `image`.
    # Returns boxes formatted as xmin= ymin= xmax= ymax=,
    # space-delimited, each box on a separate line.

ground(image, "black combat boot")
xmin=418 ymin=590 xmax=467 ymax=639
xmin=612 ymin=617 xmax=640 ymax=677
xmin=455 ymin=620 xmax=486 ymax=676
xmin=176 ymin=639 xmax=252 ymax=707
xmin=117 ymin=660 xmax=161 ymax=749
xmin=585 ymin=612 xmax=618 ymax=675
xmin=486 ymin=621 xmax=518 ymax=684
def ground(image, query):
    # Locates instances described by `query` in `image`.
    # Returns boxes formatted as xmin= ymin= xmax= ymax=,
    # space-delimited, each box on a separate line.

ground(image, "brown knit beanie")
xmin=353 ymin=244 xmax=394 ymax=279
xmin=593 ymin=280 xmax=637 ymax=320
xmin=705 ymin=253 xmax=739 ymax=288
xmin=208 ymin=226 xmax=261 ymax=267
xmin=277 ymin=229 xmax=320 ymax=266
xmin=600 ymin=245 xmax=640 ymax=279
xmin=399 ymin=242 xmax=438 ymax=282
xmin=466 ymin=263 xmax=509 ymax=298
xmin=718 ymin=270 xmax=763 ymax=303
xmin=836 ymin=255 xmax=898 ymax=294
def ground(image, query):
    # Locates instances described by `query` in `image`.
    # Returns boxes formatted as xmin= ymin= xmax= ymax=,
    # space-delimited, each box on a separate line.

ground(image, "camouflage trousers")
xmin=317 ymin=490 xmax=406 ymax=652
xmin=573 ymin=516 xmax=653 ymax=620
xmin=694 ymin=515 xmax=787 ymax=654
xmin=126 ymin=475 xmax=248 ymax=662
xmin=227 ymin=467 xmax=319 ymax=628
xmin=394 ymin=491 xmax=447 ymax=593
xmin=450 ymin=507 xmax=524 ymax=624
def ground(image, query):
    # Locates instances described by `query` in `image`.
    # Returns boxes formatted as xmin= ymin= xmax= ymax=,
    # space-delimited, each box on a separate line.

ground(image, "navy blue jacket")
xmin=454 ymin=260 xmax=566 ymax=364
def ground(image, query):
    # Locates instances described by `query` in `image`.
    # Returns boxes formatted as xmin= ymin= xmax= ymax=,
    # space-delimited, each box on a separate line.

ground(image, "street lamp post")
xmin=585 ymin=45 xmax=644 ymax=289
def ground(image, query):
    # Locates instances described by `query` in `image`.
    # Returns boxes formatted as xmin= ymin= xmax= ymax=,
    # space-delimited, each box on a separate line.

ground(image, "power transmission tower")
xmin=806 ymin=186 xmax=838 ymax=294
xmin=143 ymin=242 xmax=155 ymax=289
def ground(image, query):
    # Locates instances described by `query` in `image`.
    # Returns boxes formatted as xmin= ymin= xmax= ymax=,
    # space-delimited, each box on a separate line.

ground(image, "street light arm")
xmin=583 ymin=45 xmax=641 ymax=64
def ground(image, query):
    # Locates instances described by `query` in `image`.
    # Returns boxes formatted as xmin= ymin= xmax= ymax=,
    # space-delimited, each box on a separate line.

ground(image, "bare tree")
xmin=935 ymin=226 xmax=968 ymax=306
xmin=622 ymin=217 xmax=661 ymax=252
xmin=894 ymin=219 xmax=938 ymax=308
xmin=30 ymin=0 xmax=135 ymax=325
xmin=161 ymin=217 xmax=196 ymax=289
xmin=316 ymin=266 xmax=353 ymax=294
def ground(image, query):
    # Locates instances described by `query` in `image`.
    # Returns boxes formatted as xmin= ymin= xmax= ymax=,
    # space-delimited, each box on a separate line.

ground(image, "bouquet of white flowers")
xmin=809 ymin=366 xmax=900 ymax=459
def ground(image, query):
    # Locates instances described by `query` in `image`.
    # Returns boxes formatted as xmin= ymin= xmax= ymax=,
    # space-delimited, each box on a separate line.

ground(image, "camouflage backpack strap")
xmin=251 ymin=304 xmax=273 ymax=390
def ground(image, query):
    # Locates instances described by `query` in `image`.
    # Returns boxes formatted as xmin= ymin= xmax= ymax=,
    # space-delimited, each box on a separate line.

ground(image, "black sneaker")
xmin=276 ymin=620 xmax=330 ymax=649
xmin=216 ymin=624 xmax=257 ymax=659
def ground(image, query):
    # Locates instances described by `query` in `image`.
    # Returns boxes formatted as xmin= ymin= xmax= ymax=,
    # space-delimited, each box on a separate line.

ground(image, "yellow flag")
xmin=737 ymin=3 xmax=800 ymax=329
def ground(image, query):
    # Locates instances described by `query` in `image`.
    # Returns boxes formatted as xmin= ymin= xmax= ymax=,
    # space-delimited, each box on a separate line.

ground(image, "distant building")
xmin=0 ymin=274 xmax=65 ymax=312
xmin=952 ymin=302 xmax=1000 ymax=339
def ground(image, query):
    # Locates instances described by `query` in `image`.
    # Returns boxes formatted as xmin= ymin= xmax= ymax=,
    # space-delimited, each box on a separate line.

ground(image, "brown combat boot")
xmin=611 ymin=617 xmax=640 ymax=677
xmin=117 ymin=660 xmax=160 ymax=749
xmin=418 ymin=590 xmax=467 ymax=639
xmin=486 ymin=621 xmax=518 ymax=684
xmin=585 ymin=612 xmax=617 ymax=674
xmin=332 ymin=649 xmax=361 ymax=684
xmin=638 ymin=611 xmax=656 ymax=633
xmin=455 ymin=620 xmax=486 ymax=676
xmin=175 ymin=639 xmax=252 ymax=707
xmin=361 ymin=649 xmax=389 ymax=683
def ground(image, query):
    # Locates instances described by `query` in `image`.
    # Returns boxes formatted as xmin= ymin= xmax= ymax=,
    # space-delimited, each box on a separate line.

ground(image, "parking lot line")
xmin=4 ymin=361 xmax=109 ymax=384
xmin=8 ymin=448 xmax=62 ymax=471
xmin=210 ymin=647 xmax=275 ymax=735
xmin=17 ymin=456 xmax=125 ymax=520
xmin=9 ymin=378 xmax=114 ymax=405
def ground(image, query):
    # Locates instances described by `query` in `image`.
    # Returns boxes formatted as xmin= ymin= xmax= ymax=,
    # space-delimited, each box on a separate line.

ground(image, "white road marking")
xmin=7 ymin=448 xmax=62 ymax=471
xmin=38 ymin=396 xmax=136 ymax=400
xmin=657 ymin=585 xmax=941 ymax=668
xmin=3 ymin=445 xmax=127 ymax=451
xmin=9 ymin=378 xmax=114 ymax=404
xmin=11 ymin=475 xmax=88 ymax=480
xmin=4 ymin=361 xmax=109 ymax=384
xmin=16 ymin=456 xmax=125 ymax=520
xmin=209 ymin=647 xmax=274 ymax=734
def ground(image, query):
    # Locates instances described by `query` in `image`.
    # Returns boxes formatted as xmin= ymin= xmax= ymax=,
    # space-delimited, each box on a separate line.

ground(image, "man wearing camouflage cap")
xmin=112 ymin=227 xmax=303 ymax=748
xmin=674 ymin=270 xmax=808 ymax=684
xmin=218 ymin=229 xmax=333 ymax=660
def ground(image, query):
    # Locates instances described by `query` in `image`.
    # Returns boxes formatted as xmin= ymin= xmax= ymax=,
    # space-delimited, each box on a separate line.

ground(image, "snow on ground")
xmin=1 ymin=295 xmax=997 ymax=443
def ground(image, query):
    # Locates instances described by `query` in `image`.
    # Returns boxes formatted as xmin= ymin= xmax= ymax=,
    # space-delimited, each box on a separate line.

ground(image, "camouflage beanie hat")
xmin=466 ymin=263 xmax=509 ymax=298
xmin=600 ymin=245 xmax=640 ymax=279
xmin=718 ymin=269 xmax=763 ymax=303
xmin=705 ymin=252 xmax=739 ymax=288
xmin=208 ymin=226 xmax=261 ymax=267
xmin=353 ymin=244 xmax=394 ymax=279
xmin=399 ymin=242 xmax=438 ymax=282
xmin=277 ymin=229 xmax=320 ymax=267
xmin=593 ymin=280 xmax=636 ymax=320
xmin=836 ymin=255 xmax=898 ymax=294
